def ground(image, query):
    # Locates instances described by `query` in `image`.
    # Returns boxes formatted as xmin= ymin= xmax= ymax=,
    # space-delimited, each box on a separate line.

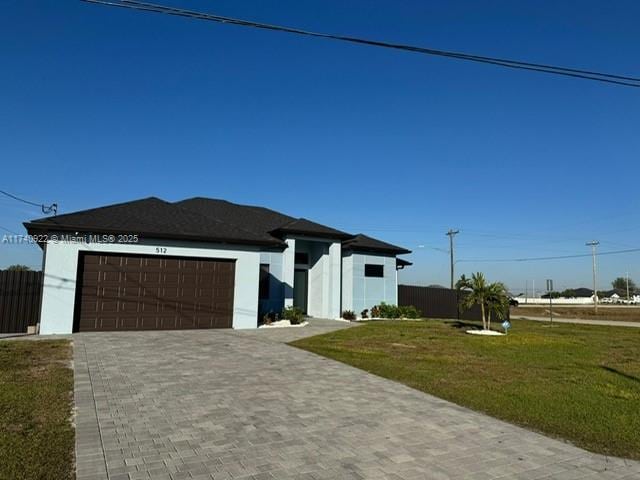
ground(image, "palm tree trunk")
xmin=487 ymin=310 xmax=492 ymax=330
xmin=481 ymin=302 xmax=486 ymax=330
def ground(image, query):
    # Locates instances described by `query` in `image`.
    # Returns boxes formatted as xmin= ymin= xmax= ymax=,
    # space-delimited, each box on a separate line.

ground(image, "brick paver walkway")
xmin=74 ymin=323 xmax=640 ymax=480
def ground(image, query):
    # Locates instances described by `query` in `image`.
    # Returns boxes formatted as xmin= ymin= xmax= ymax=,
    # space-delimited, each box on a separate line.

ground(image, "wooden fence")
xmin=0 ymin=270 xmax=43 ymax=333
xmin=398 ymin=285 xmax=510 ymax=322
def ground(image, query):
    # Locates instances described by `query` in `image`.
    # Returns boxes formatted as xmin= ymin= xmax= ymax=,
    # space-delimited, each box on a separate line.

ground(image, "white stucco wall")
xmin=39 ymin=237 xmax=261 ymax=334
xmin=514 ymin=297 xmax=594 ymax=305
xmin=283 ymin=236 xmax=341 ymax=319
xmin=341 ymin=254 xmax=354 ymax=314
xmin=344 ymin=252 xmax=397 ymax=316
xmin=282 ymin=238 xmax=295 ymax=309
xmin=328 ymin=242 xmax=341 ymax=319
xmin=307 ymin=242 xmax=326 ymax=318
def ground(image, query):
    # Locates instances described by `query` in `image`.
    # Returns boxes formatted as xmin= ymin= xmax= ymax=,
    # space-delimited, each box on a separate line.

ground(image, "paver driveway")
xmin=74 ymin=322 xmax=640 ymax=480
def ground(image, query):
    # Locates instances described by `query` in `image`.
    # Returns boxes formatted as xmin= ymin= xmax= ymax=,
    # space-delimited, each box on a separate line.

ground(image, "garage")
xmin=75 ymin=253 xmax=235 ymax=331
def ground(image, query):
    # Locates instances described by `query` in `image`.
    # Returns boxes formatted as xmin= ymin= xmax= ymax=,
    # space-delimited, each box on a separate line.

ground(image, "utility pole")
xmin=586 ymin=240 xmax=600 ymax=313
xmin=626 ymin=271 xmax=630 ymax=301
xmin=446 ymin=229 xmax=459 ymax=289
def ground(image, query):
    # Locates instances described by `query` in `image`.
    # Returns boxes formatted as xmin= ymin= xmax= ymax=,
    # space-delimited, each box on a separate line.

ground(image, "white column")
xmin=328 ymin=242 xmax=342 ymax=318
xmin=282 ymin=237 xmax=295 ymax=308
xmin=341 ymin=254 xmax=353 ymax=314
xmin=40 ymin=240 xmax=81 ymax=334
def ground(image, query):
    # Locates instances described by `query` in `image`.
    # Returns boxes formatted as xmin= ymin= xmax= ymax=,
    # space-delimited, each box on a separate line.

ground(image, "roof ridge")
xmin=179 ymin=197 xmax=295 ymax=220
xmin=175 ymin=197 xmax=295 ymax=236
xmin=168 ymin=201 xmax=279 ymax=242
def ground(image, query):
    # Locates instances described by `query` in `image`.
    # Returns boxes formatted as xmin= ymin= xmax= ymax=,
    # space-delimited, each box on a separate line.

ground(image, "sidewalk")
xmin=514 ymin=315 xmax=640 ymax=328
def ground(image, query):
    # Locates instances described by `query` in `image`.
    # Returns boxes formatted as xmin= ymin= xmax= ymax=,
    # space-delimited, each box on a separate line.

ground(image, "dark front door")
xmin=293 ymin=269 xmax=308 ymax=313
xmin=75 ymin=253 xmax=235 ymax=331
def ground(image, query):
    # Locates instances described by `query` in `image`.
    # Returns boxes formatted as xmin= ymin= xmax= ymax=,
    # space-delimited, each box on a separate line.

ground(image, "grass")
xmin=512 ymin=305 xmax=640 ymax=322
xmin=0 ymin=340 xmax=74 ymax=480
xmin=291 ymin=319 xmax=640 ymax=460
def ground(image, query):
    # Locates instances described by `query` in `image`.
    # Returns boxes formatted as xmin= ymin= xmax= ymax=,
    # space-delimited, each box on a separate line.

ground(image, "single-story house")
xmin=25 ymin=197 xmax=411 ymax=334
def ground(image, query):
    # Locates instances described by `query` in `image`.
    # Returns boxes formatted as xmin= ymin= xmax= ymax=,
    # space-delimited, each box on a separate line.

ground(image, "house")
xmin=24 ymin=197 xmax=411 ymax=334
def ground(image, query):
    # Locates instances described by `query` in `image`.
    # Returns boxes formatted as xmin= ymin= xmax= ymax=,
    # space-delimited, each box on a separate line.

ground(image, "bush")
xmin=342 ymin=310 xmax=356 ymax=321
xmin=261 ymin=311 xmax=277 ymax=325
xmin=282 ymin=306 xmax=304 ymax=325
xmin=368 ymin=303 xmax=421 ymax=319
xmin=398 ymin=305 xmax=421 ymax=319
xmin=377 ymin=302 xmax=400 ymax=319
xmin=360 ymin=309 xmax=369 ymax=319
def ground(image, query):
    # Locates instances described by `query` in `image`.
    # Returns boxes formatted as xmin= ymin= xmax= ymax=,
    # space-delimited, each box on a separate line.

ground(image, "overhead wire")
xmin=458 ymin=247 xmax=640 ymax=263
xmin=0 ymin=190 xmax=58 ymax=215
xmin=80 ymin=0 xmax=640 ymax=88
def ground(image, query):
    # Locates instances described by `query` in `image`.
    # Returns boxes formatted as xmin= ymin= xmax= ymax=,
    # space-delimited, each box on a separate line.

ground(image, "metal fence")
xmin=0 ymin=270 xmax=43 ymax=333
xmin=398 ymin=285 xmax=509 ymax=322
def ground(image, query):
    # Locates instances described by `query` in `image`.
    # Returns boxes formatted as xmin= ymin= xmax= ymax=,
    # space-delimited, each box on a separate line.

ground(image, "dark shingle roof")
xmin=24 ymin=197 xmax=283 ymax=247
xmin=396 ymin=258 xmax=413 ymax=268
xmin=343 ymin=234 xmax=411 ymax=255
xmin=272 ymin=218 xmax=352 ymax=240
xmin=176 ymin=198 xmax=351 ymax=240
xmin=25 ymin=197 xmax=411 ymax=255
xmin=174 ymin=198 xmax=295 ymax=235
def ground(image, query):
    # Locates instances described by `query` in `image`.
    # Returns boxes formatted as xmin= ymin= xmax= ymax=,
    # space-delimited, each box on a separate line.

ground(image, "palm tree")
xmin=456 ymin=272 xmax=490 ymax=330
xmin=457 ymin=273 xmax=509 ymax=331
xmin=485 ymin=282 xmax=509 ymax=330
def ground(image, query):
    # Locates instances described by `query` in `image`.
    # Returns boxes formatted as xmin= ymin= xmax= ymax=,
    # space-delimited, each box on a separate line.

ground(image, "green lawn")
xmin=291 ymin=319 xmax=640 ymax=460
xmin=0 ymin=340 xmax=74 ymax=480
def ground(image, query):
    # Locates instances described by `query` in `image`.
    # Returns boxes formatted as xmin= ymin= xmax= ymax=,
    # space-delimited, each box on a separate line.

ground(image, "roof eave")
xmin=23 ymin=223 xmax=285 ymax=249
xmin=273 ymin=228 xmax=353 ymax=241
xmin=344 ymin=245 xmax=412 ymax=256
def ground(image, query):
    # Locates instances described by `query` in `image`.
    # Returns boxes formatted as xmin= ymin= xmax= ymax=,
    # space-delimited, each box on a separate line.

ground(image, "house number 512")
xmin=155 ymin=247 xmax=167 ymax=254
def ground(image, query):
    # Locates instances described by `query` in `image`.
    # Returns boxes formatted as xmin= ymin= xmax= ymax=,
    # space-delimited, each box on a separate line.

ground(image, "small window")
xmin=259 ymin=264 xmax=270 ymax=299
xmin=365 ymin=264 xmax=384 ymax=278
xmin=295 ymin=252 xmax=309 ymax=265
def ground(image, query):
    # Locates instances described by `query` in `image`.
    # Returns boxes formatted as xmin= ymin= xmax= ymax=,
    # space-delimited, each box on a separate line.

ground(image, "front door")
xmin=293 ymin=269 xmax=308 ymax=313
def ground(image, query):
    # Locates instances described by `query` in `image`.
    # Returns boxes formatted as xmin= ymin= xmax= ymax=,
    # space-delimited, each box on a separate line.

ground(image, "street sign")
xmin=546 ymin=279 xmax=554 ymax=324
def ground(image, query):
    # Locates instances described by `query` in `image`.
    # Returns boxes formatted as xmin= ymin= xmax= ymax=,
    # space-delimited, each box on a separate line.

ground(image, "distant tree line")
xmin=2 ymin=264 xmax=33 ymax=271
xmin=540 ymin=276 xmax=638 ymax=299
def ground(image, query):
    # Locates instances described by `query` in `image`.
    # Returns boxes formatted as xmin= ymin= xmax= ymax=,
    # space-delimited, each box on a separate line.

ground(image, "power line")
xmin=0 ymin=190 xmax=58 ymax=215
xmin=458 ymin=247 xmax=640 ymax=263
xmin=0 ymin=225 xmax=20 ymax=235
xmin=81 ymin=0 xmax=640 ymax=88
xmin=415 ymin=244 xmax=449 ymax=254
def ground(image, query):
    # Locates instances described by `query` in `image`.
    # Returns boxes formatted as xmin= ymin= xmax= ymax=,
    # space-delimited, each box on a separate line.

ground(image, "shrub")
xmin=282 ymin=306 xmax=304 ymax=325
xmin=368 ymin=303 xmax=421 ymax=319
xmin=398 ymin=305 xmax=421 ymax=319
xmin=261 ymin=311 xmax=277 ymax=325
xmin=342 ymin=310 xmax=356 ymax=321
xmin=360 ymin=309 xmax=369 ymax=319
xmin=377 ymin=302 xmax=400 ymax=319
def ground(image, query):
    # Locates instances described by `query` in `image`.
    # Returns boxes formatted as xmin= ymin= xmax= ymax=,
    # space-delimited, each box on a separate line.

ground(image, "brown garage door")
xmin=75 ymin=253 xmax=235 ymax=331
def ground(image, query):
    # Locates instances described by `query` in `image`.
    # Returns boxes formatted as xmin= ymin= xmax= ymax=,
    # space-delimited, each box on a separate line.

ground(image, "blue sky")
xmin=1 ymin=0 xmax=639 ymax=292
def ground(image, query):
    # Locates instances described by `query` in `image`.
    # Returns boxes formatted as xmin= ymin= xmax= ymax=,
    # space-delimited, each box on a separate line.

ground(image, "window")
xmin=295 ymin=252 xmax=309 ymax=265
xmin=364 ymin=264 xmax=384 ymax=278
xmin=259 ymin=264 xmax=270 ymax=299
